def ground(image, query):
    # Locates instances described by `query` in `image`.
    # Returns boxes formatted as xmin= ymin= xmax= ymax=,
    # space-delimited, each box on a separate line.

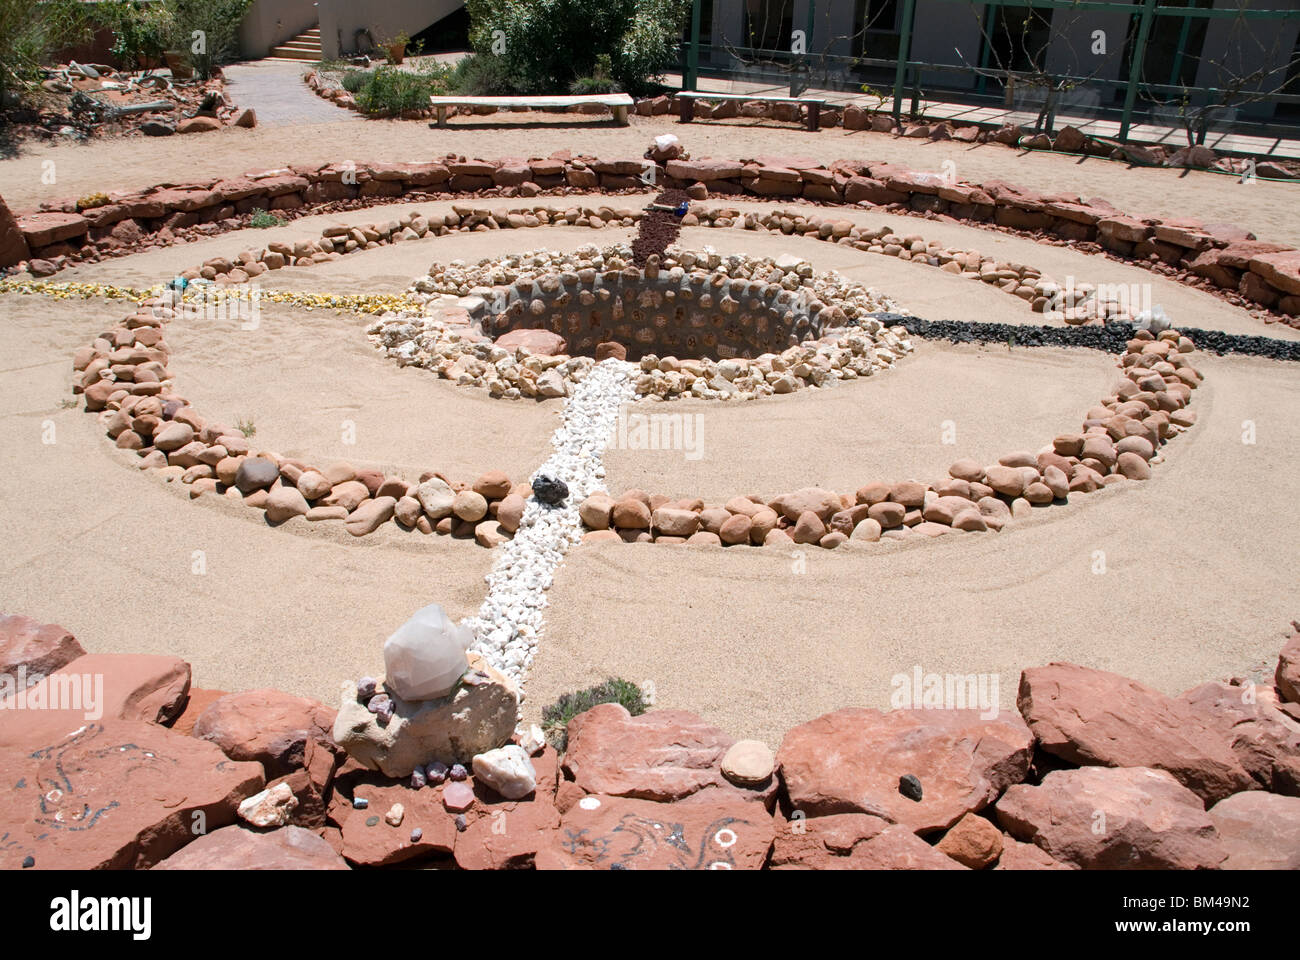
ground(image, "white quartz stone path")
xmin=461 ymin=358 xmax=635 ymax=685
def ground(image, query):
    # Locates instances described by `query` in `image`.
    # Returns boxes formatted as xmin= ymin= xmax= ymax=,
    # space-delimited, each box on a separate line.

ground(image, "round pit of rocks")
xmin=399 ymin=244 xmax=913 ymax=401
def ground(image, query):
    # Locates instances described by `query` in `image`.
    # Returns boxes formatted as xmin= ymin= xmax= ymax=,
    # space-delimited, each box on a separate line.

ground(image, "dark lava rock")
xmin=899 ymin=774 xmax=924 ymax=802
xmin=141 ymin=121 xmax=175 ymax=137
xmin=531 ymin=474 xmax=569 ymax=506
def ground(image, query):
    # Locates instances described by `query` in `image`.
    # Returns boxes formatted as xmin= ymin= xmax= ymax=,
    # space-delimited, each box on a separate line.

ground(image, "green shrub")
xmin=449 ymin=52 xmax=530 ymax=96
xmin=464 ymin=0 xmax=689 ymax=96
xmin=569 ymin=53 xmax=620 ymax=95
xmin=0 ymin=0 xmax=93 ymax=106
xmin=93 ymin=0 xmax=175 ymax=71
xmin=166 ymin=0 xmax=253 ymax=79
xmin=354 ymin=62 xmax=453 ymax=115
xmin=341 ymin=68 xmax=374 ymax=94
xmin=247 ymin=208 xmax=284 ymax=228
xmin=541 ymin=677 xmax=647 ymax=750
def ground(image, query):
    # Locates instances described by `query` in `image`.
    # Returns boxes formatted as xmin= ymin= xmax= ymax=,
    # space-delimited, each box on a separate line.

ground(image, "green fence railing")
xmin=680 ymin=0 xmax=1300 ymax=142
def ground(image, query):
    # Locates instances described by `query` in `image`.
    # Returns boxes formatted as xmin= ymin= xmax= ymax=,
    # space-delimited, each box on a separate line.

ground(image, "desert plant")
xmin=77 ymin=192 xmax=111 ymax=210
xmin=0 ymin=0 xmax=93 ymax=106
xmin=354 ymin=61 xmax=453 ymax=115
xmin=541 ymin=677 xmax=646 ymax=750
xmin=569 ymin=53 xmax=620 ymax=95
xmin=95 ymin=0 xmax=175 ymax=71
xmin=247 ymin=208 xmax=284 ymax=228
xmin=234 ymin=415 xmax=256 ymax=437
xmin=165 ymin=0 xmax=253 ymax=80
xmin=340 ymin=68 xmax=374 ymax=94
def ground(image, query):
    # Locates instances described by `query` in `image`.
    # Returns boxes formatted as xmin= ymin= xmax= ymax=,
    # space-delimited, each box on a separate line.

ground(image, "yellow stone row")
xmin=0 ymin=278 xmax=422 ymax=316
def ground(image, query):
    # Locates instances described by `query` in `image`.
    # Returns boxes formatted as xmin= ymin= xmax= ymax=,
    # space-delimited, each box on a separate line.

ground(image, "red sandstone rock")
xmin=333 ymin=775 xmax=457 ymax=866
xmin=1180 ymin=681 xmax=1300 ymax=795
xmin=495 ymin=328 xmax=568 ymax=355
xmin=154 ymin=824 xmax=348 ymax=869
xmin=1278 ymin=627 xmax=1300 ymax=705
xmin=563 ymin=704 xmax=766 ymax=802
xmin=17 ymin=211 xmax=88 ymax=248
xmin=777 ymin=708 xmax=1033 ymax=833
xmin=193 ymin=688 xmax=339 ymax=781
xmin=769 ymin=812 xmax=964 ymax=869
xmin=1207 ymin=791 xmax=1300 ymax=869
xmin=0 ymin=193 xmax=31 ymax=267
xmin=994 ymin=835 xmax=1073 ymax=869
xmin=453 ymin=746 xmax=562 ymax=869
xmin=770 ymin=486 xmax=842 ymax=522
xmin=0 ymin=720 xmax=263 ymax=869
xmin=664 ymin=158 xmax=745 ymax=181
xmin=0 ymin=614 xmax=85 ymax=681
xmin=0 ymin=652 xmax=190 ymax=737
xmin=997 ymin=766 xmax=1227 ymax=870
xmin=1018 ymin=662 xmax=1257 ymax=803
xmin=537 ymin=791 xmax=774 ymax=869
xmin=936 ymin=811 xmax=1003 ymax=868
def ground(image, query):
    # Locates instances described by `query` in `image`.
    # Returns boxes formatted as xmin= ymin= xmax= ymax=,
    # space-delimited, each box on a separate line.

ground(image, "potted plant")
xmin=383 ymin=31 xmax=410 ymax=65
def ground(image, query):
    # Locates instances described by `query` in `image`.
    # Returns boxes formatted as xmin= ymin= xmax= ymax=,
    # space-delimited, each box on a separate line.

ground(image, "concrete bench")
xmin=427 ymin=94 xmax=633 ymax=128
xmin=676 ymin=90 xmax=828 ymax=131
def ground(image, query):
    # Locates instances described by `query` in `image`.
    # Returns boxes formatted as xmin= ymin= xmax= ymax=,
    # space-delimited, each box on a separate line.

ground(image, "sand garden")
xmin=1 ymin=108 xmax=1298 ymax=872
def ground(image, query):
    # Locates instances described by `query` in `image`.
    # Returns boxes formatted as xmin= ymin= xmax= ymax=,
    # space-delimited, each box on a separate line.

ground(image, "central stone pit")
xmin=398 ymin=244 xmax=913 ymax=401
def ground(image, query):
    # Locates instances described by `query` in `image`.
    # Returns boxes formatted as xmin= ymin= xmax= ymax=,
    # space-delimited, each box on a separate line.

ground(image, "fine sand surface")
xmin=3 ymin=121 xmax=1297 ymax=731
xmin=5 ymin=108 xmax=1299 ymax=246
xmin=527 ymin=355 xmax=1300 ymax=746
xmin=0 ymin=293 xmax=498 ymax=703
xmin=603 ymin=341 xmax=1116 ymax=501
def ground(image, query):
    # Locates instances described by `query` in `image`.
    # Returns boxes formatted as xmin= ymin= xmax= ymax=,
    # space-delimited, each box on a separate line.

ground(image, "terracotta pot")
xmin=388 ymin=43 xmax=406 ymax=65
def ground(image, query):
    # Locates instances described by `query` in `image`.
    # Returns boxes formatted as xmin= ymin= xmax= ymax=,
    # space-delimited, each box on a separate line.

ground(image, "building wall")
xmin=317 ymin=0 xmax=466 ymax=59
xmin=238 ymin=0 xmax=321 ymax=59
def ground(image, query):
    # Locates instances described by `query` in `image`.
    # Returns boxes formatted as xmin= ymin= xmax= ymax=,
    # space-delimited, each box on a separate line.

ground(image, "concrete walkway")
xmin=223 ymin=60 xmax=356 ymax=127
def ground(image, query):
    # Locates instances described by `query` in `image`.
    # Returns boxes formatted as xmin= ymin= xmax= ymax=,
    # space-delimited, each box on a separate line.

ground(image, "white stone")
xmin=237 ymin=781 xmax=297 ymax=828
xmin=384 ymin=603 xmax=475 ymax=701
xmin=471 ymin=744 xmax=537 ymax=800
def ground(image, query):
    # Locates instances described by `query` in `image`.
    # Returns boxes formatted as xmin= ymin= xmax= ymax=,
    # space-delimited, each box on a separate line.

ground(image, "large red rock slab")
xmin=1207 ymin=791 xmax=1300 ymax=870
xmin=0 ymin=613 xmax=85 ymax=681
xmin=1180 ymin=681 xmax=1300 ymax=795
xmin=192 ymin=688 xmax=338 ymax=780
xmin=1018 ymin=662 xmax=1256 ymax=803
xmin=153 ymin=824 xmax=349 ymax=869
xmin=563 ymin=704 xmax=768 ymax=802
xmin=453 ymin=747 xmax=562 ymax=869
xmin=0 ymin=720 xmax=263 ymax=869
xmin=1248 ymin=250 xmax=1300 ymax=296
xmin=17 ymin=211 xmax=88 ymax=248
xmin=0 ymin=653 xmax=191 ymax=741
xmin=1277 ymin=626 xmax=1300 ymax=705
xmin=993 ymin=836 xmax=1073 ymax=870
xmin=0 ymin=194 xmax=31 ymax=267
xmin=536 ymin=792 xmax=774 ymax=869
xmin=768 ymin=811 xmax=964 ymax=869
xmin=332 ymin=775 xmax=458 ymax=867
xmin=777 ymin=708 xmax=1033 ymax=833
xmin=996 ymin=766 xmax=1227 ymax=870
xmin=664 ymin=158 xmax=745 ymax=181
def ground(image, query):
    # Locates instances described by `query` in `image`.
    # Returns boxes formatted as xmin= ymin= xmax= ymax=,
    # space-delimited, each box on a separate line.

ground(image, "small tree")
xmin=1138 ymin=0 xmax=1300 ymax=147
xmin=167 ymin=0 xmax=253 ymax=80
xmin=462 ymin=0 xmax=691 ymax=95
xmin=0 ymin=0 xmax=91 ymax=107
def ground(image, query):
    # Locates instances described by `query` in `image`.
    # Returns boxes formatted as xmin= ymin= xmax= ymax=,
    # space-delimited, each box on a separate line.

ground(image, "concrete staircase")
xmin=267 ymin=25 xmax=322 ymax=63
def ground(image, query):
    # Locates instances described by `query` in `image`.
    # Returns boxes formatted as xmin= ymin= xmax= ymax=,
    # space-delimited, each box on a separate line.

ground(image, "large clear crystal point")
xmin=383 ymin=604 xmax=474 ymax=701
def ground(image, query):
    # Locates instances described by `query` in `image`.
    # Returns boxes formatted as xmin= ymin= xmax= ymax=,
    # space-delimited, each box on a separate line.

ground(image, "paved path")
xmin=223 ymin=60 xmax=355 ymax=127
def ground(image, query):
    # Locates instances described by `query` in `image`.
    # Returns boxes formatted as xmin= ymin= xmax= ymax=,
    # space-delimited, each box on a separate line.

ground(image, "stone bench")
xmin=676 ymin=90 xmax=828 ymax=131
xmin=427 ymin=94 xmax=633 ymax=128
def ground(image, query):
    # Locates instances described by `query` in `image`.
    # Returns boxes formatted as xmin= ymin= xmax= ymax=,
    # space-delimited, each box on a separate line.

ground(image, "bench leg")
xmin=614 ymin=104 xmax=628 ymax=126
xmin=679 ymin=97 xmax=694 ymax=123
xmin=437 ymin=106 xmax=447 ymax=128
xmin=806 ymin=102 xmax=821 ymax=132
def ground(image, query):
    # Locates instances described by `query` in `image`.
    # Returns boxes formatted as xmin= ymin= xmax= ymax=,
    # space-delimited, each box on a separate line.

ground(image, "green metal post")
xmin=1119 ymin=0 xmax=1159 ymax=142
xmin=685 ymin=0 xmax=702 ymax=91
xmin=976 ymin=2 xmax=996 ymax=97
xmin=1168 ymin=3 xmax=1194 ymax=85
xmin=892 ymin=0 xmax=918 ymax=120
